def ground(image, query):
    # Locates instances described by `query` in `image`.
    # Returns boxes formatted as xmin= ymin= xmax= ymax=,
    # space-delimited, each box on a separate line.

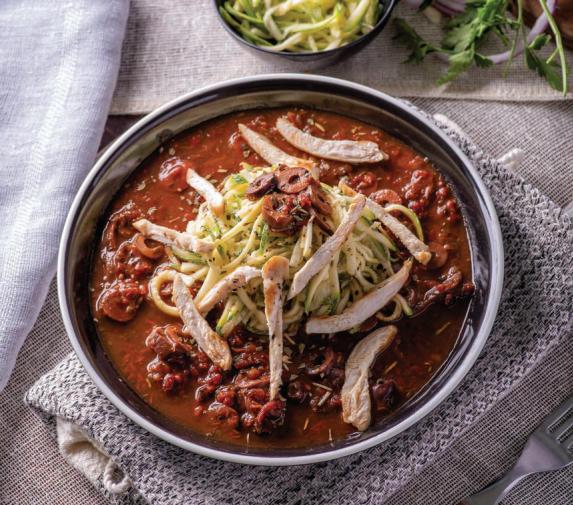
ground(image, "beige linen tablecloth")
xmin=110 ymin=0 xmax=571 ymax=114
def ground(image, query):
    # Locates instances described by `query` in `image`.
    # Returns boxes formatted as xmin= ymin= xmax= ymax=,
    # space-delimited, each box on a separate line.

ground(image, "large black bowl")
xmin=212 ymin=0 xmax=397 ymax=69
xmin=59 ymin=74 xmax=504 ymax=466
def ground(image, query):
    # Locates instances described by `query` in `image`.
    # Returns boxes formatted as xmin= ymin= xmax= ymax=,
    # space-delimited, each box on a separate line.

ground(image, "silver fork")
xmin=458 ymin=393 xmax=573 ymax=505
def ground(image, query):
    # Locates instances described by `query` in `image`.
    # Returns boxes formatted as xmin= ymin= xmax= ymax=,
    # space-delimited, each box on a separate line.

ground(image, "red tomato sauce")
xmin=90 ymin=108 xmax=473 ymax=449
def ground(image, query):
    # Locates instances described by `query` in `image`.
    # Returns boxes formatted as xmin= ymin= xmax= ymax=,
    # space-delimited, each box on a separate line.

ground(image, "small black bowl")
xmin=213 ymin=0 xmax=397 ymax=70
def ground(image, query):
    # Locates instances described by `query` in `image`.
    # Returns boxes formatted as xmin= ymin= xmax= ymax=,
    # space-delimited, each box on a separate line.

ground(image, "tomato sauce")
xmin=90 ymin=108 xmax=473 ymax=449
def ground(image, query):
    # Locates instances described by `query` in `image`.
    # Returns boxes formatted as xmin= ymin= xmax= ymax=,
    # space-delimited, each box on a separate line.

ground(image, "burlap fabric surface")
xmin=109 ymin=0 xmax=573 ymax=115
xmin=13 ymin=104 xmax=571 ymax=505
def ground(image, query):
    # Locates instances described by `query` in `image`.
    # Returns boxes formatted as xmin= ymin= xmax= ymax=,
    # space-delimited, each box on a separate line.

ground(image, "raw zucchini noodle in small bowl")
xmin=213 ymin=0 xmax=397 ymax=66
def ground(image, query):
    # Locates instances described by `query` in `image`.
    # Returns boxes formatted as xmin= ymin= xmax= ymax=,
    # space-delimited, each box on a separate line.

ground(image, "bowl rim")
xmin=211 ymin=0 xmax=397 ymax=58
xmin=58 ymin=74 xmax=504 ymax=466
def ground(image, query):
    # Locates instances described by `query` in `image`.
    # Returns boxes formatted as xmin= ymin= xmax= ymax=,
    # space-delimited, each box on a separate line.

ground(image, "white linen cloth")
xmin=0 ymin=0 xmax=129 ymax=391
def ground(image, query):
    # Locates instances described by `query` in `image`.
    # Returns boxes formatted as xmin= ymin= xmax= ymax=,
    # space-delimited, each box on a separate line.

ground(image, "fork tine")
xmin=560 ymin=429 xmax=573 ymax=450
xmin=461 ymin=393 xmax=573 ymax=505
xmin=552 ymin=416 xmax=573 ymax=440
xmin=537 ymin=397 xmax=573 ymax=434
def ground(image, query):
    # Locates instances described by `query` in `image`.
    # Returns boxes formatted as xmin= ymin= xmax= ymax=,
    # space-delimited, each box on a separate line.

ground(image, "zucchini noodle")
xmin=147 ymin=163 xmax=429 ymax=336
xmin=219 ymin=0 xmax=381 ymax=53
xmin=150 ymin=269 xmax=180 ymax=317
xmin=375 ymin=295 xmax=403 ymax=322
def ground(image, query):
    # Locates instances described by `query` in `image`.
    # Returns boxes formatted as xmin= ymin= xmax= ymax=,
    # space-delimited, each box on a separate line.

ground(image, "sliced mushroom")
xmin=186 ymin=168 xmax=225 ymax=217
xmin=246 ymin=172 xmax=276 ymax=200
xmin=276 ymin=117 xmax=388 ymax=164
xmin=416 ymin=266 xmax=462 ymax=312
xmin=172 ymin=274 xmax=232 ymax=371
xmin=238 ymin=123 xmax=319 ymax=179
xmin=305 ymin=346 xmax=336 ymax=376
xmin=133 ymin=219 xmax=214 ymax=254
xmin=262 ymin=194 xmax=294 ymax=230
xmin=99 ymin=283 xmax=143 ymax=322
xmin=306 ymin=183 xmax=332 ymax=215
xmin=370 ymin=189 xmax=402 ymax=206
xmin=235 ymin=372 xmax=271 ymax=389
xmin=425 ymin=242 xmax=448 ymax=270
xmin=133 ymin=233 xmax=163 ymax=259
xmin=305 ymin=261 xmax=411 ymax=334
xmin=340 ymin=180 xmax=431 ymax=265
xmin=146 ymin=325 xmax=191 ymax=361
xmin=262 ymin=256 xmax=290 ymax=400
xmin=288 ymin=194 xmax=366 ymax=300
xmin=276 ymin=167 xmax=311 ymax=194
xmin=196 ymin=266 xmax=262 ymax=317
xmin=309 ymin=207 xmax=334 ymax=235
xmin=341 ymin=325 xmax=398 ymax=431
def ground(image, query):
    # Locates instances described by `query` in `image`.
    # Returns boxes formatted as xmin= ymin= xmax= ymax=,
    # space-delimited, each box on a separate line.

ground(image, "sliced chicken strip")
xmin=172 ymin=274 xmax=232 ymax=371
xmin=133 ymin=219 xmax=214 ymax=254
xmin=342 ymin=325 xmax=398 ymax=431
xmin=196 ymin=266 xmax=261 ymax=317
xmin=288 ymin=194 xmax=366 ymax=300
xmin=340 ymin=181 xmax=431 ymax=265
xmin=238 ymin=123 xmax=319 ymax=179
xmin=277 ymin=118 xmax=388 ymax=164
xmin=306 ymin=261 xmax=411 ymax=334
xmin=262 ymin=256 xmax=290 ymax=400
xmin=186 ymin=168 xmax=225 ymax=217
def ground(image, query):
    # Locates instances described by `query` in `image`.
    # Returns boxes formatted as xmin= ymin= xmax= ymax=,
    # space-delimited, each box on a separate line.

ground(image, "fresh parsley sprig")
xmin=394 ymin=0 xmax=570 ymax=95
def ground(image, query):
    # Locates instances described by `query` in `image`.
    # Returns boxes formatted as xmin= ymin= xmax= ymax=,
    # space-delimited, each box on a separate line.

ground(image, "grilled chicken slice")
xmin=288 ymin=194 xmax=366 ymax=300
xmin=133 ymin=219 xmax=214 ymax=254
xmin=371 ymin=205 xmax=431 ymax=265
xmin=172 ymin=274 xmax=232 ymax=371
xmin=262 ymin=256 xmax=290 ymax=400
xmin=238 ymin=123 xmax=319 ymax=179
xmin=341 ymin=325 xmax=398 ymax=431
xmin=340 ymin=180 xmax=431 ymax=265
xmin=196 ymin=266 xmax=261 ymax=317
xmin=276 ymin=118 xmax=388 ymax=164
xmin=186 ymin=168 xmax=225 ymax=217
xmin=306 ymin=261 xmax=411 ymax=334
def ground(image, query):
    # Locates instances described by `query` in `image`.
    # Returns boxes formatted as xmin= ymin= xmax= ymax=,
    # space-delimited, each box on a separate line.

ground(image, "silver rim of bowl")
xmin=58 ymin=74 xmax=504 ymax=466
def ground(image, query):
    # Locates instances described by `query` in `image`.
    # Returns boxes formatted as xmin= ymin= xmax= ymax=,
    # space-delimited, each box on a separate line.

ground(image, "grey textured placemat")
xmin=109 ymin=0 xmax=572 ymax=115
xmin=408 ymin=98 xmax=573 ymax=211
xmin=23 ymin=107 xmax=573 ymax=505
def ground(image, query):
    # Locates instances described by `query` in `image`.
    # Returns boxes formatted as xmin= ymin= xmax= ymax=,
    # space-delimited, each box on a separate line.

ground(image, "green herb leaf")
xmin=201 ymin=225 xmax=217 ymax=241
xmin=524 ymin=45 xmax=566 ymax=92
xmin=530 ymin=33 xmax=551 ymax=51
xmin=437 ymin=49 xmax=475 ymax=85
xmin=259 ymin=222 xmax=269 ymax=256
xmin=393 ymin=19 xmax=448 ymax=64
xmin=231 ymin=174 xmax=248 ymax=185
xmin=394 ymin=0 xmax=569 ymax=95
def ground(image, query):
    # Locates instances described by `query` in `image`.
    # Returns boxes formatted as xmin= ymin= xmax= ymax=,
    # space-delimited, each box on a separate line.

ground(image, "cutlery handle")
xmin=459 ymin=467 xmax=529 ymax=505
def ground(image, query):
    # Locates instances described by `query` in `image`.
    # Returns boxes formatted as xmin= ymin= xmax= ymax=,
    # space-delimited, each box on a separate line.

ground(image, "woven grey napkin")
xmin=0 ymin=0 xmax=129 ymax=392
xmin=25 ymin=108 xmax=573 ymax=505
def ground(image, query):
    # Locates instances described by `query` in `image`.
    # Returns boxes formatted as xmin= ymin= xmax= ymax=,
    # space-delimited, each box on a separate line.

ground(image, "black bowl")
xmin=59 ymin=74 xmax=503 ymax=466
xmin=213 ymin=0 xmax=397 ymax=70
